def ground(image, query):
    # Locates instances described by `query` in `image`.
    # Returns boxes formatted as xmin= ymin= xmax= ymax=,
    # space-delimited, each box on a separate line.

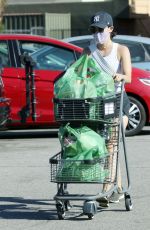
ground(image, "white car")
xmin=64 ymin=35 xmax=150 ymax=71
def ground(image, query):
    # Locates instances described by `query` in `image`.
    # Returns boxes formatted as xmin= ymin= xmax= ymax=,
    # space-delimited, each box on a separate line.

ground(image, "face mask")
xmin=93 ymin=31 xmax=109 ymax=44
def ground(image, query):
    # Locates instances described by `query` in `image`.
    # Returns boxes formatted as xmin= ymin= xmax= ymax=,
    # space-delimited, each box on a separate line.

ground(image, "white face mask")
xmin=93 ymin=31 xmax=110 ymax=45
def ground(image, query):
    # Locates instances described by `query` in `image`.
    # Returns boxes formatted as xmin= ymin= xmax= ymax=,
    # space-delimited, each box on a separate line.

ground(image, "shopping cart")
xmin=49 ymin=81 xmax=133 ymax=220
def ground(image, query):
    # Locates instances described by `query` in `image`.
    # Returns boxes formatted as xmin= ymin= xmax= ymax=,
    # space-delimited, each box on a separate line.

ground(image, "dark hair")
xmin=111 ymin=30 xmax=117 ymax=39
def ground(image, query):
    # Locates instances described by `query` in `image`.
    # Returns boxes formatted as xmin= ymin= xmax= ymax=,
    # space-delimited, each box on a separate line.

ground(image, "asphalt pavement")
xmin=0 ymin=127 xmax=150 ymax=230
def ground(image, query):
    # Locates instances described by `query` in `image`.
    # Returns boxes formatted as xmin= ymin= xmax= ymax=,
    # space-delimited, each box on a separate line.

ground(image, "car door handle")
xmin=34 ymin=75 xmax=41 ymax=80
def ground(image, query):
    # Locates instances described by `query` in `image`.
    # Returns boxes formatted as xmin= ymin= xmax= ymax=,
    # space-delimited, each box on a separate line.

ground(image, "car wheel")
xmin=126 ymin=96 xmax=146 ymax=136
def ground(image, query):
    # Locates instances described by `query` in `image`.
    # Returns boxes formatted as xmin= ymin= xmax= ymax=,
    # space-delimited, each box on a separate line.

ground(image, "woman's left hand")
xmin=113 ymin=74 xmax=124 ymax=82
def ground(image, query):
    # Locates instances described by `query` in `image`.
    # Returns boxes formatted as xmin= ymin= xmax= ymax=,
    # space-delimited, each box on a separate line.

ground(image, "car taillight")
xmin=0 ymin=77 xmax=4 ymax=97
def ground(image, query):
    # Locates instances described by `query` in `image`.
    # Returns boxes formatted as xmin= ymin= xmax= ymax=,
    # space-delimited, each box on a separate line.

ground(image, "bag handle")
xmin=72 ymin=54 xmax=89 ymax=79
xmin=65 ymin=124 xmax=80 ymax=139
xmin=87 ymin=56 xmax=103 ymax=77
xmin=58 ymin=124 xmax=80 ymax=147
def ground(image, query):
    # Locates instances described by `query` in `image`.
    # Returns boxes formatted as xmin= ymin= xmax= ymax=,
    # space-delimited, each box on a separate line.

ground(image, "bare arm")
xmin=114 ymin=44 xmax=132 ymax=83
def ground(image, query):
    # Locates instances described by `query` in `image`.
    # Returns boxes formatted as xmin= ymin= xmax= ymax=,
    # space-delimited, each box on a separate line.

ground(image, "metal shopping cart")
xmin=49 ymin=81 xmax=133 ymax=220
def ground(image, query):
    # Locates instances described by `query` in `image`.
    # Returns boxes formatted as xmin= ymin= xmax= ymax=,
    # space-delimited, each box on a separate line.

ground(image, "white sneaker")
xmin=109 ymin=191 xmax=124 ymax=203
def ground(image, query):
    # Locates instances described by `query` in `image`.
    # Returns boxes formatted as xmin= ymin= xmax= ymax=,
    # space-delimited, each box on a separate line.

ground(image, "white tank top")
xmin=89 ymin=41 xmax=123 ymax=93
xmin=104 ymin=42 xmax=123 ymax=93
xmin=103 ymin=42 xmax=122 ymax=74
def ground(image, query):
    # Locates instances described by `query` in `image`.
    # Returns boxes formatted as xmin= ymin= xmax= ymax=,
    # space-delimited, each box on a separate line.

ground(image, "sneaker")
xmin=96 ymin=197 xmax=109 ymax=208
xmin=109 ymin=191 xmax=124 ymax=203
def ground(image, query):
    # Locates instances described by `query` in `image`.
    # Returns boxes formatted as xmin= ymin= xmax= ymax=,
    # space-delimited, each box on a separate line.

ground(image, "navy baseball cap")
xmin=90 ymin=11 xmax=113 ymax=28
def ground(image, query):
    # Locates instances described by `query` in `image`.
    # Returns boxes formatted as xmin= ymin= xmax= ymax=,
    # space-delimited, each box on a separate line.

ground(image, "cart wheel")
xmin=88 ymin=213 xmax=94 ymax=220
xmin=64 ymin=200 xmax=72 ymax=211
xmin=83 ymin=201 xmax=97 ymax=219
xmin=56 ymin=202 xmax=65 ymax=220
xmin=125 ymin=194 xmax=133 ymax=211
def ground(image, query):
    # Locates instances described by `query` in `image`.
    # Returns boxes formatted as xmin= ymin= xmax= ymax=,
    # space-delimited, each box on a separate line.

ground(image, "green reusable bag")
xmin=58 ymin=124 xmax=108 ymax=159
xmin=56 ymin=160 xmax=109 ymax=182
xmin=54 ymin=54 xmax=115 ymax=99
xmin=54 ymin=54 xmax=97 ymax=99
xmin=57 ymin=124 xmax=109 ymax=182
xmin=87 ymin=57 xmax=115 ymax=97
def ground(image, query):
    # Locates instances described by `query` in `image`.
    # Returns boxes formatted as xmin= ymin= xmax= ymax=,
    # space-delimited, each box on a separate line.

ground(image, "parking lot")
xmin=0 ymin=127 xmax=150 ymax=230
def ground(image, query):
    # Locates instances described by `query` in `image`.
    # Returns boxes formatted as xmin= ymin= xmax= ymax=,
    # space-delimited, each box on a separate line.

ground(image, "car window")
xmin=114 ymin=39 xmax=149 ymax=63
xmin=70 ymin=39 xmax=91 ymax=48
xmin=0 ymin=41 xmax=11 ymax=68
xmin=19 ymin=42 xmax=76 ymax=71
xmin=143 ymin=43 xmax=150 ymax=56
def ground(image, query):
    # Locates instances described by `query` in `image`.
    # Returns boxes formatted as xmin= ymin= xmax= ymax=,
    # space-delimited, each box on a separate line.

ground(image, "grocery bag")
xmin=56 ymin=124 xmax=109 ymax=182
xmin=58 ymin=124 xmax=108 ymax=159
xmin=87 ymin=57 xmax=115 ymax=97
xmin=54 ymin=55 xmax=97 ymax=99
xmin=54 ymin=54 xmax=115 ymax=99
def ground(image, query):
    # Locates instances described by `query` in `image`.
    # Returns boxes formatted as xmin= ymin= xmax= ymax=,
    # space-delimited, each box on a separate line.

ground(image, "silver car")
xmin=63 ymin=35 xmax=150 ymax=136
xmin=64 ymin=35 xmax=150 ymax=71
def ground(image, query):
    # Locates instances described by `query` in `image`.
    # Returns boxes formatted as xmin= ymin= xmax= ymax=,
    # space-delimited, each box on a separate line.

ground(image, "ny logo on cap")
xmin=93 ymin=15 xmax=100 ymax=22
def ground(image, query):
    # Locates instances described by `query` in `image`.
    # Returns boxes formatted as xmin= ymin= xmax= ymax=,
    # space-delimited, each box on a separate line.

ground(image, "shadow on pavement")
xmin=137 ymin=128 xmax=150 ymax=136
xmin=0 ymin=197 xmax=57 ymax=220
xmin=0 ymin=197 xmax=128 ymax=221
xmin=0 ymin=130 xmax=58 ymax=139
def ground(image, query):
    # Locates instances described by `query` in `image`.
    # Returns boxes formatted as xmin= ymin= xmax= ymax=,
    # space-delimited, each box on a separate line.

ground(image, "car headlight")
xmin=139 ymin=78 xmax=150 ymax=86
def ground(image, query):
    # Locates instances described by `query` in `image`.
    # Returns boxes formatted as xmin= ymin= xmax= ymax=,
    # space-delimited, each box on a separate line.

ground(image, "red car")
xmin=0 ymin=76 xmax=10 ymax=128
xmin=0 ymin=34 xmax=150 ymax=136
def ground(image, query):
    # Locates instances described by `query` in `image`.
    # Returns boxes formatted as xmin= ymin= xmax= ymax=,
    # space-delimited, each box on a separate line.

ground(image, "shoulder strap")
xmin=89 ymin=44 xmax=116 ymax=77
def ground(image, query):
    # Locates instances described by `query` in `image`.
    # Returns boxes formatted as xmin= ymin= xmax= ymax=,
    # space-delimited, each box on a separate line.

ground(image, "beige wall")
xmin=129 ymin=0 xmax=150 ymax=15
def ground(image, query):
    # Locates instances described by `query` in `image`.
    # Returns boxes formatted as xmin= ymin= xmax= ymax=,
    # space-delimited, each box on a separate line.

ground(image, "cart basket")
xmin=49 ymin=152 xmax=115 ymax=184
xmin=53 ymin=93 xmax=121 ymax=123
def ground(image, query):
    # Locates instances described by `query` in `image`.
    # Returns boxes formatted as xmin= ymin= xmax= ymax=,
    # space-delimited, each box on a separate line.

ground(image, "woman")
xmin=83 ymin=11 xmax=132 ymax=207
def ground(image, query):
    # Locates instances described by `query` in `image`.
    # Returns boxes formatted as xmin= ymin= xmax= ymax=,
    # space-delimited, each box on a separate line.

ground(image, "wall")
xmin=4 ymin=1 xmax=150 ymax=36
